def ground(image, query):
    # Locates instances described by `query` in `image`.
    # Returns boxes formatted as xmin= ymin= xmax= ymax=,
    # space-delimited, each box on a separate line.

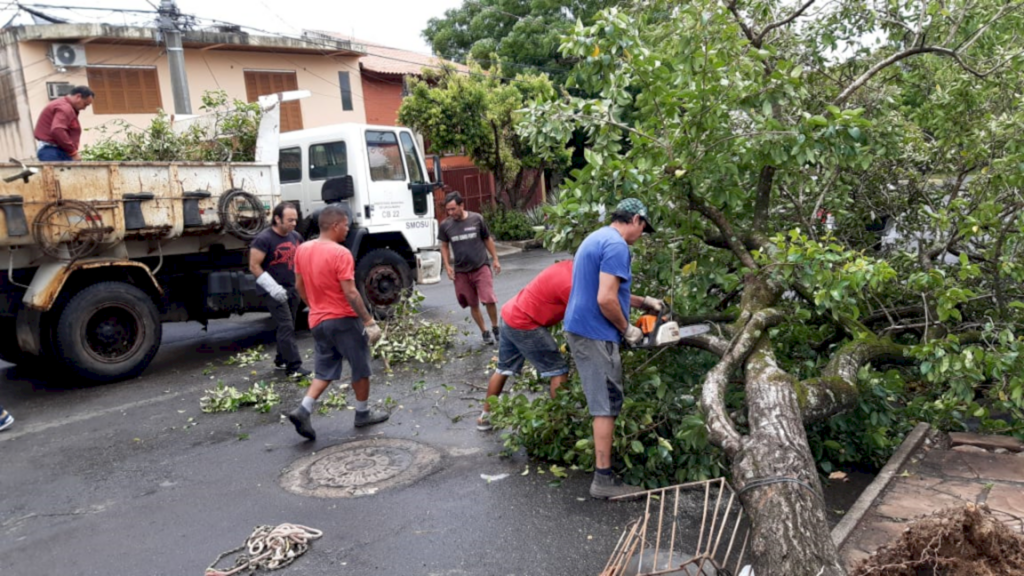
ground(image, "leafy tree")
xmin=423 ymin=0 xmax=618 ymax=81
xmin=514 ymin=0 xmax=1024 ymax=573
xmin=398 ymin=64 xmax=569 ymax=209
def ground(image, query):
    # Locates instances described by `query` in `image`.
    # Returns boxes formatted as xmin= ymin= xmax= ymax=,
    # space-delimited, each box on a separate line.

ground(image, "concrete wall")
xmin=0 ymin=32 xmax=40 ymax=161
xmin=9 ymin=39 xmax=367 ymax=159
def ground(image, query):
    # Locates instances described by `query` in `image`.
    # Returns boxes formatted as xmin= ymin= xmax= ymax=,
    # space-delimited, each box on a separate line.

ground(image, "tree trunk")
xmin=701 ymin=276 xmax=846 ymax=575
xmin=734 ymin=340 xmax=845 ymax=576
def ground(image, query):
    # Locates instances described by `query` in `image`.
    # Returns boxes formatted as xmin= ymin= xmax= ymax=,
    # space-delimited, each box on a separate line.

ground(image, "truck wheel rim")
xmin=365 ymin=266 xmax=402 ymax=307
xmin=82 ymin=304 xmax=145 ymax=364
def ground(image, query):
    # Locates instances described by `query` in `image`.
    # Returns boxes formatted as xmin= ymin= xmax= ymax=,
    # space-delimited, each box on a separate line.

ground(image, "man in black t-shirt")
xmin=438 ymin=191 xmax=502 ymax=345
xmin=250 ymin=202 xmax=309 ymax=377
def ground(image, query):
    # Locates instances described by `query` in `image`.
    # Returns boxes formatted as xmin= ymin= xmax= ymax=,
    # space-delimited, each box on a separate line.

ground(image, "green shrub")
xmin=82 ymin=90 xmax=260 ymax=162
xmin=490 ymin=345 xmax=727 ymax=488
xmin=482 ymin=206 xmax=536 ymax=241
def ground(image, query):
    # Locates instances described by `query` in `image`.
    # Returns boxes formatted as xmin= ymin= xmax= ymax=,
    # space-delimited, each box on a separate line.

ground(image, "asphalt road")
xmin=0 ymin=248 xmax=670 ymax=576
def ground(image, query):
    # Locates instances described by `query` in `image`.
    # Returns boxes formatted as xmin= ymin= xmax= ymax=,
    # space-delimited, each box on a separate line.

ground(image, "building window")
xmin=366 ymin=131 xmax=405 ymax=182
xmin=244 ymin=70 xmax=303 ymax=132
xmin=0 ymin=71 xmax=19 ymax=124
xmin=338 ymin=71 xmax=353 ymax=112
xmin=279 ymin=147 xmax=302 ymax=183
xmin=309 ymin=141 xmax=348 ymax=181
xmin=86 ymin=66 xmax=162 ymax=114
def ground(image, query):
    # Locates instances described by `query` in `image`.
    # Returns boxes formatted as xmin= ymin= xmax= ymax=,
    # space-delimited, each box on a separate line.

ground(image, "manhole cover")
xmin=280 ymin=438 xmax=441 ymax=498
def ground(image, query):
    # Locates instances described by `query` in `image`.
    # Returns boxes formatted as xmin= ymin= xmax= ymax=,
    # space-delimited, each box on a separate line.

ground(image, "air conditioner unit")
xmin=46 ymin=82 xmax=73 ymax=100
xmin=50 ymin=43 xmax=87 ymax=67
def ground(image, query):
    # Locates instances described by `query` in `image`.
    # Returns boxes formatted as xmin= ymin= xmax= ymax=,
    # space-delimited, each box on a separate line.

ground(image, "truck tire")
xmin=356 ymin=249 xmax=412 ymax=313
xmin=54 ymin=282 xmax=162 ymax=382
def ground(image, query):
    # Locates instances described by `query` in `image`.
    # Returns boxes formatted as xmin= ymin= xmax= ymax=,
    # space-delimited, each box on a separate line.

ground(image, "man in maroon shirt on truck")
xmin=33 ymin=86 xmax=94 ymax=161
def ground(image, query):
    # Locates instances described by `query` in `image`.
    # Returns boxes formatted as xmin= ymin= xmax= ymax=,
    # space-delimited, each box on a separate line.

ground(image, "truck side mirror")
xmin=321 ymin=175 xmax=355 ymax=203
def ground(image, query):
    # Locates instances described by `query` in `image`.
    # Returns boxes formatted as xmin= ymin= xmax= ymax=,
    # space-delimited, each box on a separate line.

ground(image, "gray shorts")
xmin=566 ymin=332 xmax=623 ymax=417
xmin=312 ymin=317 xmax=372 ymax=382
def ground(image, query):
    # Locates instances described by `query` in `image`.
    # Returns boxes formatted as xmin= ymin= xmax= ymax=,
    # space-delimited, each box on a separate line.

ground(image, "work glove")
xmin=642 ymin=296 xmax=664 ymax=312
xmin=623 ymin=324 xmax=644 ymax=346
xmin=256 ymin=272 xmax=289 ymax=303
xmin=365 ymin=321 xmax=383 ymax=346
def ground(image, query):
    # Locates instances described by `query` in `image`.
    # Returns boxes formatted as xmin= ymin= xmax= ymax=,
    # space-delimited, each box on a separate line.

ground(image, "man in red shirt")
xmin=34 ymin=86 xmax=94 ymax=161
xmin=287 ymin=205 xmax=386 ymax=441
xmin=476 ymin=259 xmax=573 ymax=431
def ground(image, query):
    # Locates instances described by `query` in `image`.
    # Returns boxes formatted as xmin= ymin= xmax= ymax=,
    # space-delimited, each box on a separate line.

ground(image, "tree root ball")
xmin=851 ymin=503 xmax=1024 ymax=576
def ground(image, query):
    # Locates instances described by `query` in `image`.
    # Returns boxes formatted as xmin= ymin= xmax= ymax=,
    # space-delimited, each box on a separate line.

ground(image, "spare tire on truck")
xmin=356 ymin=249 xmax=412 ymax=316
xmin=53 ymin=281 xmax=162 ymax=382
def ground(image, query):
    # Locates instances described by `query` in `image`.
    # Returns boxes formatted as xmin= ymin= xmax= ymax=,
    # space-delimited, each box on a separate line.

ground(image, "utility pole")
xmin=157 ymin=0 xmax=192 ymax=115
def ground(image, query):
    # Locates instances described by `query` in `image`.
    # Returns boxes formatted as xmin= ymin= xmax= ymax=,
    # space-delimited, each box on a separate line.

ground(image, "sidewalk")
xmin=837 ymin=428 xmax=1024 ymax=570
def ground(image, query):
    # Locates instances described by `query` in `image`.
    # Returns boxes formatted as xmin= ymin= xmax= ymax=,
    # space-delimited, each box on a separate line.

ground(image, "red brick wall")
xmin=361 ymin=70 xmax=404 ymax=126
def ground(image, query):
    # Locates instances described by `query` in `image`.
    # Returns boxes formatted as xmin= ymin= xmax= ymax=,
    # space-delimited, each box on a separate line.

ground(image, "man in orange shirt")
xmin=34 ymin=86 xmax=94 ymax=161
xmin=287 ymin=205 xmax=386 ymax=441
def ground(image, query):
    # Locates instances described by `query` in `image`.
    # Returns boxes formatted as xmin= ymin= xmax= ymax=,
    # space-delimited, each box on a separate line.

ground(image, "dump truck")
xmin=0 ymin=92 xmax=442 ymax=382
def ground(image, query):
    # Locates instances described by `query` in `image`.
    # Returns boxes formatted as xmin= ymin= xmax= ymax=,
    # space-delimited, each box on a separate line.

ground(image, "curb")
xmin=831 ymin=422 xmax=931 ymax=550
xmin=493 ymin=242 xmax=525 ymax=257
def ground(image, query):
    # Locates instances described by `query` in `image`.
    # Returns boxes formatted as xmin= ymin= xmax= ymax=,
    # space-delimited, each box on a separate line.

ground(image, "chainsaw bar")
xmin=676 ymin=324 xmax=711 ymax=339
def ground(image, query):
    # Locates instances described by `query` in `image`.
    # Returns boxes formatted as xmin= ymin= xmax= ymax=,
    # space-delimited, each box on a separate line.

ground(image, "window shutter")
xmin=87 ymin=67 xmax=162 ymax=114
xmin=243 ymin=70 xmax=303 ymax=132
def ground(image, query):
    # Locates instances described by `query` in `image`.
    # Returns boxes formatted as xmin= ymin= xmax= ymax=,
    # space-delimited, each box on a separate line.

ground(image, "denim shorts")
xmin=565 ymin=332 xmax=623 ymax=417
xmin=312 ymin=317 xmax=372 ymax=382
xmin=496 ymin=320 xmax=569 ymax=378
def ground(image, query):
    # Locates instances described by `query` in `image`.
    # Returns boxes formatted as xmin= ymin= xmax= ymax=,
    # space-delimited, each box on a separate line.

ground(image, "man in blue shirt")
xmin=565 ymin=198 xmax=663 ymax=500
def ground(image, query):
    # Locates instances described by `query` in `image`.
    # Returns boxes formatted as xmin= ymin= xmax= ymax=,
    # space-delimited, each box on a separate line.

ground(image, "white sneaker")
xmin=0 ymin=410 xmax=14 ymax=432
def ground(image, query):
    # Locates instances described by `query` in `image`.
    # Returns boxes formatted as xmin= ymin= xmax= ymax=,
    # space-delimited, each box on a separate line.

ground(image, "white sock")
xmin=479 ymin=410 xmax=489 ymax=420
xmin=355 ymin=399 xmax=368 ymax=412
xmin=301 ymin=396 xmax=316 ymax=412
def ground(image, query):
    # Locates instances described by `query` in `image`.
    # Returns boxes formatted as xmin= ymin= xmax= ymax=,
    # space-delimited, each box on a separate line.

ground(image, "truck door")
xmin=398 ymin=130 xmax=436 ymax=249
xmin=363 ymin=130 xmax=408 ymax=227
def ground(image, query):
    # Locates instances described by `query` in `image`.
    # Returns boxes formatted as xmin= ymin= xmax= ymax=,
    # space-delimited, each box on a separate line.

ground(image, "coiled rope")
xmin=205 ymin=523 xmax=323 ymax=576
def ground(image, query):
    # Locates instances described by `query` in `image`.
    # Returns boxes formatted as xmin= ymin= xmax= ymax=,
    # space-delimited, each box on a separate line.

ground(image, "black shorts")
xmin=312 ymin=317 xmax=372 ymax=382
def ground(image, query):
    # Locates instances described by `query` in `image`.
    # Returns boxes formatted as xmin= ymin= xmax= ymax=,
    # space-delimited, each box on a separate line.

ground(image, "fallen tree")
xmin=514 ymin=0 xmax=1024 ymax=574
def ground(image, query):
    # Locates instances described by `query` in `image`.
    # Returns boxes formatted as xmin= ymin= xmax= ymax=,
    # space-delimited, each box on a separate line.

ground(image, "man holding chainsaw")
xmin=565 ymin=198 xmax=663 ymax=500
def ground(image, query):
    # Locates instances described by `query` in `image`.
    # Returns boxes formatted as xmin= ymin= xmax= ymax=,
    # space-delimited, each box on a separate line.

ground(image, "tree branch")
xmin=685 ymin=183 xmax=759 ymax=270
xmin=753 ymin=166 xmax=776 ymax=233
xmin=756 ymin=0 xmax=817 ymax=46
xmin=701 ymin=308 xmax=783 ymax=457
xmin=797 ymin=336 xmax=912 ymax=423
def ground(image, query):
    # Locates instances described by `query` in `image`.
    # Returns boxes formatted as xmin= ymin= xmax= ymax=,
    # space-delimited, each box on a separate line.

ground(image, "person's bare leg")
xmin=469 ymin=305 xmax=487 ymax=333
xmin=593 ymin=416 xmax=615 ymax=469
xmin=483 ymin=372 xmax=509 ymax=413
xmin=306 ymin=379 xmax=331 ymax=401
xmin=484 ymin=302 xmax=499 ymax=329
xmin=351 ymin=377 xmax=370 ymax=401
xmin=548 ymin=373 xmax=568 ymax=399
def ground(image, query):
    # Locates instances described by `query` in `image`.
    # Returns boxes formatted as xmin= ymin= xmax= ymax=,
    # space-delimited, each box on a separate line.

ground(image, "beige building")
xmin=0 ymin=23 xmax=368 ymax=160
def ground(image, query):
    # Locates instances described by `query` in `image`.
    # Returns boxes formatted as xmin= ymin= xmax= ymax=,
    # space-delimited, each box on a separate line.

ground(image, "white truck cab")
xmin=277 ymin=124 xmax=442 ymax=310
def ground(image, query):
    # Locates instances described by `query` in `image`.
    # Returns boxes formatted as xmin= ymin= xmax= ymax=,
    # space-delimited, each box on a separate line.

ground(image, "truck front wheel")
xmin=55 ymin=282 xmax=162 ymax=382
xmin=356 ymin=249 xmax=412 ymax=313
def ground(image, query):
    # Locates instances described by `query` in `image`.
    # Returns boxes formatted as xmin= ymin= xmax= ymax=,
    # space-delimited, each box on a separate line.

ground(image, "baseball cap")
xmin=616 ymin=197 xmax=655 ymax=234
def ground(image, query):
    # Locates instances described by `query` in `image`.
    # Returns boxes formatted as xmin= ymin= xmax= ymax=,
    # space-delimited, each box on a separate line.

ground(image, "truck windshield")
xmin=366 ymin=131 xmax=406 ymax=182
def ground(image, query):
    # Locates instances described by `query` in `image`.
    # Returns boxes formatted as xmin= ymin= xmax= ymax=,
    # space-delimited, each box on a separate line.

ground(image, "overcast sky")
xmin=3 ymin=0 xmax=466 ymax=54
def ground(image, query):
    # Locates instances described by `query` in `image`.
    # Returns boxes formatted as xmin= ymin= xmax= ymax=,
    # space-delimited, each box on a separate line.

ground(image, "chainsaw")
xmin=633 ymin=303 xmax=710 ymax=348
